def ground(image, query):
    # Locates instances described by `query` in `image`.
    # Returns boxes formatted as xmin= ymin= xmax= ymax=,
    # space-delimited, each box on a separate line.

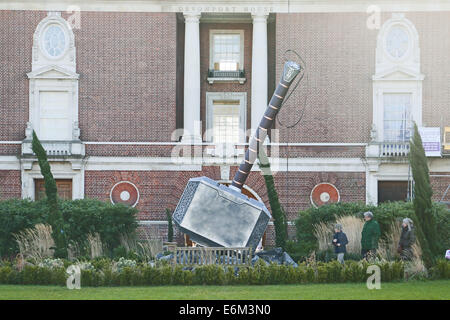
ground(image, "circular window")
xmin=42 ymin=24 xmax=66 ymax=58
xmin=110 ymin=181 xmax=139 ymax=207
xmin=385 ymin=26 xmax=410 ymax=59
xmin=310 ymin=183 xmax=340 ymax=208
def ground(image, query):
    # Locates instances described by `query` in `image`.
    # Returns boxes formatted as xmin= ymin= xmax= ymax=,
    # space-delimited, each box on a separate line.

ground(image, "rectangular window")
xmin=212 ymin=100 xmax=241 ymax=143
xmin=210 ymin=31 xmax=243 ymax=72
xmin=39 ymin=91 xmax=71 ymax=140
xmin=383 ymin=93 xmax=412 ymax=142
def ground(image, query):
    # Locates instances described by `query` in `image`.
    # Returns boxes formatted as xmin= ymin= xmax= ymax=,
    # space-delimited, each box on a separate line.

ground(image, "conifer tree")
xmin=409 ymin=122 xmax=439 ymax=267
xmin=31 ymin=131 xmax=67 ymax=258
xmin=258 ymin=147 xmax=288 ymax=249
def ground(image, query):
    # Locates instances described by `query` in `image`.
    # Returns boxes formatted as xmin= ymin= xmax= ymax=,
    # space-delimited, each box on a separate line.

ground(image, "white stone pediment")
xmin=27 ymin=65 xmax=79 ymax=80
xmin=372 ymin=66 xmax=424 ymax=81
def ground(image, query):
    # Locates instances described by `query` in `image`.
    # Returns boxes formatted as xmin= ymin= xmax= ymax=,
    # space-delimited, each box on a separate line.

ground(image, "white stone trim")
xmin=82 ymin=141 xmax=367 ymax=146
xmin=20 ymin=161 xmax=84 ymax=200
xmin=251 ymin=12 xmax=268 ymax=137
xmin=83 ymin=156 xmax=367 ymax=172
xmin=372 ymin=13 xmax=423 ymax=143
xmin=0 ymin=156 xmax=21 ymax=170
xmin=2 ymin=1 xmax=449 ymax=13
xmin=31 ymin=11 xmax=76 ymax=72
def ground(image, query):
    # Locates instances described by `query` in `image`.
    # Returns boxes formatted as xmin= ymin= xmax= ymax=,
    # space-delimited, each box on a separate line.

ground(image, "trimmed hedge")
xmin=0 ymin=259 xmax=418 ymax=286
xmin=292 ymin=201 xmax=449 ymax=261
xmin=0 ymin=198 xmax=138 ymax=257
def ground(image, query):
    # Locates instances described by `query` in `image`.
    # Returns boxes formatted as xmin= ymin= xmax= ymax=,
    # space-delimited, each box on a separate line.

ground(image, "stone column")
xmin=182 ymin=13 xmax=202 ymax=143
xmin=251 ymin=13 xmax=269 ymax=140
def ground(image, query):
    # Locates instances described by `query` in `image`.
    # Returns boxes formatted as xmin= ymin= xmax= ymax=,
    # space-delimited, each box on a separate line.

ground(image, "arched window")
xmin=26 ymin=12 xmax=81 ymax=147
xmin=372 ymin=13 xmax=423 ymax=144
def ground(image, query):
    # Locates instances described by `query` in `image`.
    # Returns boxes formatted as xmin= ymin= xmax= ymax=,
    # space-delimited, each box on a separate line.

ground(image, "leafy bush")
xmin=0 ymin=198 xmax=138 ymax=258
xmin=429 ymin=259 xmax=450 ymax=279
xmin=0 ymin=258 xmax=435 ymax=286
xmin=292 ymin=201 xmax=449 ymax=261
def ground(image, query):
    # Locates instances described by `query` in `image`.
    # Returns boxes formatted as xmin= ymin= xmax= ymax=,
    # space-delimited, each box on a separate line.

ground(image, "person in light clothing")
xmin=332 ymin=223 xmax=349 ymax=264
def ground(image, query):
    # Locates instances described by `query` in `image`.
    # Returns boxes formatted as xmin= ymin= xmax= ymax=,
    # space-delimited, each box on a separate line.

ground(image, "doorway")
xmin=378 ymin=181 xmax=408 ymax=203
xmin=35 ymin=179 xmax=73 ymax=201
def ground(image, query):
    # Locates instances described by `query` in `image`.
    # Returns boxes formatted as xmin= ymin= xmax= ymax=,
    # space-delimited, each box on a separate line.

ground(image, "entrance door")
xmin=378 ymin=181 xmax=408 ymax=203
xmin=35 ymin=179 xmax=72 ymax=201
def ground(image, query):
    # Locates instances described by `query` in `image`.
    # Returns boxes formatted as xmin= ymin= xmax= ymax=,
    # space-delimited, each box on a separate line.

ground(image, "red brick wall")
xmin=0 ymin=11 xmax=178 ymax=143
xmin=275 ymin=11 xmax=450 ymax=143
xmin=85 ymin=167 xmax=365 ymax=221
xmin=0 ymin=11 xmax=45 ymax=141
xmin=76 ymin=12 xmax=177 ymax=142
xmin=0 ymin=144 xmax=21 ymax=156
xmin=430 ymin=173 xmax=450 ymax=203
xmin=0 ymin=170 xmax=21 ymax=200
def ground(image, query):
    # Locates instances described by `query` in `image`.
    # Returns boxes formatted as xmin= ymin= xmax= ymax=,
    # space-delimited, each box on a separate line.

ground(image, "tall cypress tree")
xmin=31 ymin=131 xmax=67 ymax=258
xmin=409 ymin=123 xmax=439 ymax=267
xmin=258 ymin=147 xmax=288 ymax=249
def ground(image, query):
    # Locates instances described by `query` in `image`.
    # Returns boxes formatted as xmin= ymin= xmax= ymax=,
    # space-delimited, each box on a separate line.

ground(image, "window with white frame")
xmin=210 ymin=31 xmax=243 ymax=71
xmin=206 ymin=92 xmax=247 ymax=144
xmin=212 ymin=101 xmax=241 ymax=143
xmin=383 ymin=93 xmax=412 ymax=142
xmin=371 ymin=13 xmax=423 ymax=145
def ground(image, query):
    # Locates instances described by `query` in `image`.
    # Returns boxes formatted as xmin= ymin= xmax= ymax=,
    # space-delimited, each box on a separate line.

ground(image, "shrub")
xmin=292 ymin=201 xmax=449 ymax=261
xmin=0 ymin=198 xmax=138 ymax=258
xmin=194 ymin=265 xmax=225 ymax=285
xmin=429 ymin=259 xmax=450 ymax=279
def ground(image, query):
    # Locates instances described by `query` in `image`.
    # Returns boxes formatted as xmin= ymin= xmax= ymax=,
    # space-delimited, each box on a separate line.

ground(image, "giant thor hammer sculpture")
xmin=173 ymin=61 xmax=302 ymax=249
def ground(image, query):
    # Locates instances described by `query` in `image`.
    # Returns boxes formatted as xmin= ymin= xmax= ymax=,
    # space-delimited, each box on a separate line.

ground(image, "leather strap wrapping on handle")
xmin=231 ymin=61 xmax=302 ymax=190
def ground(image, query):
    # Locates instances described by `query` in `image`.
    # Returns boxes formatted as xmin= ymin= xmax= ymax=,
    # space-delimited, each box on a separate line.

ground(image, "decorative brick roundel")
xmin=310 ymin=183 xmax=340 ymax=208
xmin=110 ymin=181 xmax=139 ymax=207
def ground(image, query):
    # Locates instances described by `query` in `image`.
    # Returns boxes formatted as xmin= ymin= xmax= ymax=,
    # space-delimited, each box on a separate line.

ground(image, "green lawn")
xmin=0 ymin=280 xmax=449 ymax=300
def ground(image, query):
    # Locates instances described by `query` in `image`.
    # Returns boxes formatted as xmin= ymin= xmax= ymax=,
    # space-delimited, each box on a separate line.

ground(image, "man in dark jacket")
xmin=361 ymin=211 xmax=381 ymax=259
xmin=398 ymin=218 xmax=416 ymax=261
xmin=332 ymin=223 xmax=349 ymax=264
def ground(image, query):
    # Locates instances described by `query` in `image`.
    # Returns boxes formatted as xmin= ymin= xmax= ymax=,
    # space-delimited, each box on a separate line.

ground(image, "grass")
xmin=0 ymin=280 xmax=448 ymax=300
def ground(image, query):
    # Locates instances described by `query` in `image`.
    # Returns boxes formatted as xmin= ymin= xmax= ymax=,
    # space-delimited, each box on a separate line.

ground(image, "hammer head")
xmin=172 ymin=176 xmax=271 ymax=249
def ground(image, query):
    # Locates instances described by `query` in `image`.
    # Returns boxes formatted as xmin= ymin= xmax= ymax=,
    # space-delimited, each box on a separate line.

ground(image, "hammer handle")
xmin=231 ymin=61 xmax=301 ymax=190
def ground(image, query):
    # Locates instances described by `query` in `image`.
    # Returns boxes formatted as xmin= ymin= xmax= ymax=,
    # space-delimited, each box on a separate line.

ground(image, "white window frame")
xmin=205 ymin=92 xmax=247 ymax=143
xmin=372 ymin=13 xmax=423 ymax=143
xmin=209 ymin=30 xmax=244 ymax=71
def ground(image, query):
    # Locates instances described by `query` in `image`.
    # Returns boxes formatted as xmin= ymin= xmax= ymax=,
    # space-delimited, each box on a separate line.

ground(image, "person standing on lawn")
xmin=332 ymin=223 xmax=348 ymax=264
xmin=398 ymin=218 xmax=416 ymax=261
xmin=361 ymin=211 xmax=381 ymax=259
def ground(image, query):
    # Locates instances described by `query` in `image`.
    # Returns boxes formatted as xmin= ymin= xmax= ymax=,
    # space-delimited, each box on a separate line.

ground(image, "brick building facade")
xmin=0 ymin=1 xmax=449 ymax=246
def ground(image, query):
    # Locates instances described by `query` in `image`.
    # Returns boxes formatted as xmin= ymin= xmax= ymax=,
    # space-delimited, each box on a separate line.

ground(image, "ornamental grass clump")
xmin=87 ymin=233 xmax=103 ymax=259
xmin=313 ymin=222 xmax=333 ymax=252
xmin=13 ymin=223 xmax=55 ymax=263
xmin=335 ymin=215 xmax=364 ymax=254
